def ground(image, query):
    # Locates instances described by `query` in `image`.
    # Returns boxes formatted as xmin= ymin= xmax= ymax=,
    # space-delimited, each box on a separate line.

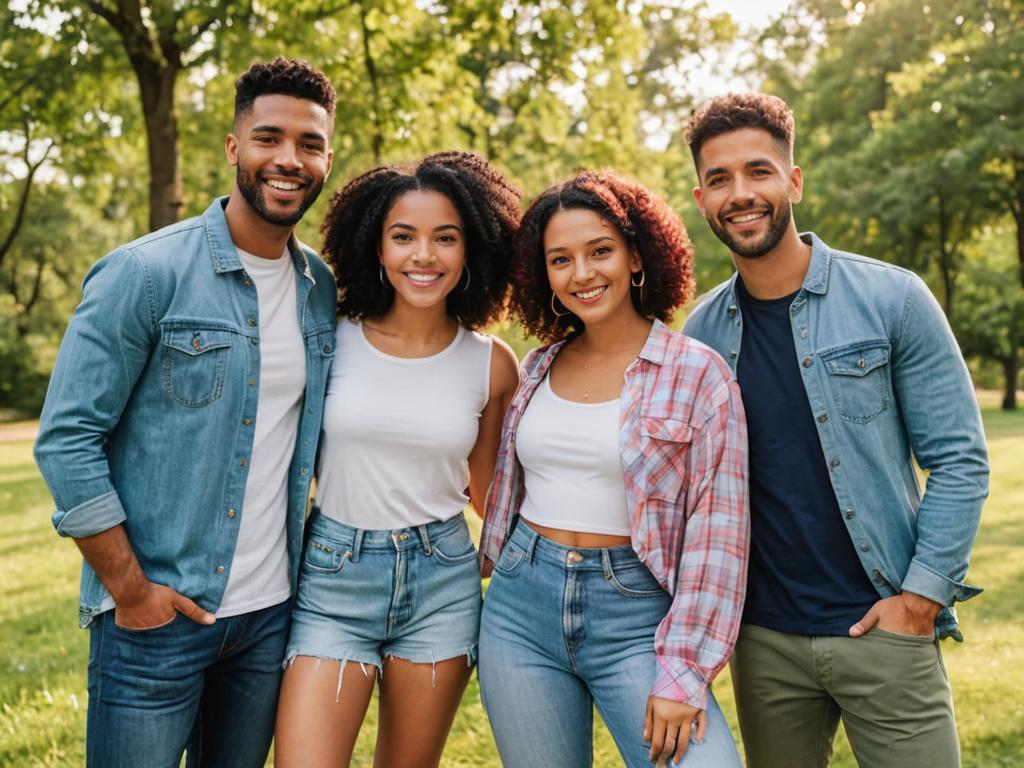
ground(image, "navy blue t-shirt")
xmin=736 ymin=278 xmax=878 ymax=636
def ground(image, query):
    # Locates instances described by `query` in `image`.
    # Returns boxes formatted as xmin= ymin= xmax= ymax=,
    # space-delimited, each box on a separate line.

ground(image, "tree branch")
xmin=0 ymin=131 xmax=55 ymax=270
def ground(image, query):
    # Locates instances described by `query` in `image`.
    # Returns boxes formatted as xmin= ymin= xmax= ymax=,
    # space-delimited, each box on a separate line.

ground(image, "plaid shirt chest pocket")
xmin=637 ymin=416 xmax=694 ymax=503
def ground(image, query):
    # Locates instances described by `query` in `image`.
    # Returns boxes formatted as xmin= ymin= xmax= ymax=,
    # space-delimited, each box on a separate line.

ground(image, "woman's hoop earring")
xmin=551 ymin=292 xmax=569 ymax=318
xmin=631 ymin=269 xmax=646 ymax=307
xmin=379 ymin=264 xmax=386 ymax=285
xmin=458 ymin=265 xmax=471 ymax=294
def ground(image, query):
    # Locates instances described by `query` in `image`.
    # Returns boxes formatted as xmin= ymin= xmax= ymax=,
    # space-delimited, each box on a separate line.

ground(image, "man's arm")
xmin=850 ymin=275 xmax=988 ymax=637
xmin=34 ymin=250 xmax=213 ymax=628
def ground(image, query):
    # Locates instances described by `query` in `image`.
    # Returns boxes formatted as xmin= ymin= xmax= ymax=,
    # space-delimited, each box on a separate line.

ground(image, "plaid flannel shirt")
xmin=479 ymin=320 xmax=749 ymax=709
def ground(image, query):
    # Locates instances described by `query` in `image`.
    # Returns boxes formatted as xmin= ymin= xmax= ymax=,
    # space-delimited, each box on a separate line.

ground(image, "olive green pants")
xmin=731 ymin=623 xmax=960 ymax=768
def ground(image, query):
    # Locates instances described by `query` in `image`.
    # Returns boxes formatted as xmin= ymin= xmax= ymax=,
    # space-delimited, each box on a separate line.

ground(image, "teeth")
xmin=730 ymin=212 xmax=765 ymax=223
xmin=407 ymin=273 xmax=442 ymax=283
xmin=575 ymin=286 xmax=607 ymax=300
xmin=266 ymin=180 xmax=300 ymax=191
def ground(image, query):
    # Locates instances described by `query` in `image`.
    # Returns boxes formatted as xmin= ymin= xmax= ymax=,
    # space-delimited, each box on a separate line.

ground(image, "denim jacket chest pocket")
xmin=821 ymin=340 xmax=891 ymax=423
xmin=638 ymin=416 xmax=694 ymax=503
xmin=161 ymin=324 xmax=235 ymax=407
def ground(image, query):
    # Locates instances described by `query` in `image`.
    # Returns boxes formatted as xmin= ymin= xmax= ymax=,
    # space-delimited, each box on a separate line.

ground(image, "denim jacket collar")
xmin=203 ymin=197 xmax=315 ymax=284
xmin=721 ymin=232 xmax=833 ymax=311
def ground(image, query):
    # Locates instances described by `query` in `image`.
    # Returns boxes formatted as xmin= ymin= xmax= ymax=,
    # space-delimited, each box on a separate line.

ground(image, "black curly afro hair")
xmin=234 ymin=57 xmax=336 ymax=121
xmin=510 ymin=170 xmax=694 ymax=343
xmin=321 ymin=151 xmax=521 ymax=330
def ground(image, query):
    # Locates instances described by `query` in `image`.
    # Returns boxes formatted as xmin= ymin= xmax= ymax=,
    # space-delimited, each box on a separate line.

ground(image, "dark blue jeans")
xmin=86 ymin=600 xmax=290 ymax=768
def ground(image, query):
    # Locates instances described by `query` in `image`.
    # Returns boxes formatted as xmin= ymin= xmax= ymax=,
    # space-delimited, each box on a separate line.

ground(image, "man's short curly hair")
xmin=321 ymin=151 xmax=521 ymax=330
xmin=235 ymin=57 xmax=336 ymax=120
xmin=510 ymin=171 xmax=694 ymax=343
xmin=686 ymin=92 xmax=794 ymax=168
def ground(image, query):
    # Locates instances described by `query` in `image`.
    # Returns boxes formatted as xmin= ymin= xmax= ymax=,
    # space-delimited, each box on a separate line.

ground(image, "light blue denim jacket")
xmin=683 ymin=233 xmax=988 ymax=640
xmin=34 ymin=197 xmax=337 ymax=627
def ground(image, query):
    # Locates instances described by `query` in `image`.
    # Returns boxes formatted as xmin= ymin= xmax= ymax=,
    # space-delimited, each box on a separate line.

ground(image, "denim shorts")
xmin=285 ymin=511 xmax=482 ymax=680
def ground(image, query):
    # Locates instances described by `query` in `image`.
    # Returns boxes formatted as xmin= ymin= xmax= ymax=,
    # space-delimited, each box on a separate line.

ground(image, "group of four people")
xmin=34 ymin=57 xmax=988 ymax=768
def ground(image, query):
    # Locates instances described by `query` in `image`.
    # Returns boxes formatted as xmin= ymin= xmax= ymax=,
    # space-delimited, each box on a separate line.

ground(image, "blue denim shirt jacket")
xmin=34 ymin=197 xmax=337 ymax=627
xmin=683 ymin=233 xmax=989 ymax=640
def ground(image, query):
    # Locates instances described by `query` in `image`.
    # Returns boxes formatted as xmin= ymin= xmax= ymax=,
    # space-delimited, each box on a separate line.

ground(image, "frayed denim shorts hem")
xmin=285 ymin=510 xmax=482 ymax=687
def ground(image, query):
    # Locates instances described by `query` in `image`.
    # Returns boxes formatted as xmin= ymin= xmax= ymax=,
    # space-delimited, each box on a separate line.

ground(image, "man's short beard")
xmin=708 ymin=199 xmax=792 ymax=259
xmin=236 ymin=166 xmax=324 ymax=227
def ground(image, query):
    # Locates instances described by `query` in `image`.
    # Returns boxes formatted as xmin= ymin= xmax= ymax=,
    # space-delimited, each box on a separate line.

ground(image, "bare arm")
xmin=467 ymin=338 xmax=520 ymax=518
xmin=76 ymin=525 xmax=214 ymax=630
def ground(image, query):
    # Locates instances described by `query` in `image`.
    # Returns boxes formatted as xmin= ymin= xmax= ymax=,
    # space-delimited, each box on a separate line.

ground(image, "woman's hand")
xmin=644 ymin=695 xmax=705 ymax=765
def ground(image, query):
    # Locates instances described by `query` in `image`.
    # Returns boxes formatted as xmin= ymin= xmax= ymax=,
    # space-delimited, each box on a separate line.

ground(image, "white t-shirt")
xmin=316 ymin=319 xmax=492 ymax=529
xmin=217 ymin=247 xmax=307 ymax=617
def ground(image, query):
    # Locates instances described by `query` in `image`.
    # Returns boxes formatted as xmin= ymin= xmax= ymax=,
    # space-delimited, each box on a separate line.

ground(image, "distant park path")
xmin=0 ymin=420 xmax=38 ymax=443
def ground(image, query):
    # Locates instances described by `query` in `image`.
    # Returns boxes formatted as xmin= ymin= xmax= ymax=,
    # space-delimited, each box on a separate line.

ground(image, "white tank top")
xmin=516 ymin=375 xmax=631 ymax=536
xmin=317 ymin=319 xmax=493 ymax=529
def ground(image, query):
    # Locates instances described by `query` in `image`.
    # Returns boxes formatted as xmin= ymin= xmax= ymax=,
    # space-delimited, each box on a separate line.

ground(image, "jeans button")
xmin=567 ymin=551 xmax=583 ymax=563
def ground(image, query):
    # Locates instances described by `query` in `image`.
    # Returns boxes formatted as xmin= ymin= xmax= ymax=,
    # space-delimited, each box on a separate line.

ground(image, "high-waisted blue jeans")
xmin=478 ymin=522 xmax=742 ymax=768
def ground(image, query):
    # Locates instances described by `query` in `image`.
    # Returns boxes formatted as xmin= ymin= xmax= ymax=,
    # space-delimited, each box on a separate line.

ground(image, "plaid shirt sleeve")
xmin=650 ymin=374 xmax=749 ymax=710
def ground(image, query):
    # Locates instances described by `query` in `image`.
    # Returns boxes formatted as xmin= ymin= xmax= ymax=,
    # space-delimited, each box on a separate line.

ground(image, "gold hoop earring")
xmin=458 ymin=265 xmax=471 ymax=294
xmin=379 ymin=264 xmax=386 ymax=285
xmin=631 ymin=269 xmax=646 ymax=308
xmin=550 ymin=292 xmax=568 ymax=318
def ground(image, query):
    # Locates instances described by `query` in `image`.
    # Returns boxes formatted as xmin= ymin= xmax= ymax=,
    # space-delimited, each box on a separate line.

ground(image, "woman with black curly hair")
xmin=477 ymin=171 xmax=749 ymax=767
xmin=274 ymin=152 xmax=520 ymax=768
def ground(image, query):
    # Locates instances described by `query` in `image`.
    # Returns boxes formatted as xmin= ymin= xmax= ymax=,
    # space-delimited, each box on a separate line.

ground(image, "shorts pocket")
xmin=605 ymin=563 xmax=666 ymax=599
xmin=161 ymin=324 xmax=234 ymax=407
xmin=303 ymin=533 xmax=349 ymax=574
xmin=821 ymin=340 xmax=891 ymax=423
xmin=432 ymin=534 xmax=478 ymax=566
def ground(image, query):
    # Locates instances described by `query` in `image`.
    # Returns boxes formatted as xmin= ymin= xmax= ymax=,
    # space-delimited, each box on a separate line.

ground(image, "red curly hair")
xmin=510 ymin=170 xmax=695 ymax=343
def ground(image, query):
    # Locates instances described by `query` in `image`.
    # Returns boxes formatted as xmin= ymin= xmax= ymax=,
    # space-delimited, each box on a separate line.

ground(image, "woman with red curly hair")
xmin=477 ymin=171 xmax=749 ymax=767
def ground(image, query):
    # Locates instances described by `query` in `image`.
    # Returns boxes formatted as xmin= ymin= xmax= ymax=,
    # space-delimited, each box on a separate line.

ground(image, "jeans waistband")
xmin=508 ymin=519 xmax=642 ymax=573
xmin=307 ymin=509 xmax=467 ymax=562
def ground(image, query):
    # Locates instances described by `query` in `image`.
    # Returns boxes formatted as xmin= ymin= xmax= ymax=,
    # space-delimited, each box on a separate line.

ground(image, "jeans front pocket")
xmin=493 ymin=541 xmax=527 ymax=577
xmin=431 ymin=526 xmax=479 ymax=566
xmin=161 ymin=324 xmax=234 ymax=407
xmin=822 ymin=340 xmax=891 ymax=423
xmin=302 ymin=533 xmax=349 ymax=574
xmin=604 ymin=561 xmax=666 ymax=599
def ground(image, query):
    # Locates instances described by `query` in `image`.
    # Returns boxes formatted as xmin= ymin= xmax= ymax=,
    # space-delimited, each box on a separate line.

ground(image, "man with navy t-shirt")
xmin=683 ymin=93 xmax=988 ymax=767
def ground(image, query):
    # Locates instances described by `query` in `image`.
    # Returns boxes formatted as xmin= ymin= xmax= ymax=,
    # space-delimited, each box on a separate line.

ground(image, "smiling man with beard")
xmin=683 ymin=93 xmax=988 ymax=768
xmin=34 ymin=58 xmax=338 ymax=768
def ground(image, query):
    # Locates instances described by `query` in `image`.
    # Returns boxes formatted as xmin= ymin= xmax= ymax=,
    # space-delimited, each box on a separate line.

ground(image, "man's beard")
xmin=707 ymin=199 xmax=792 ymax=259
xmin=236 ymin=166 xmax=324 ymax=227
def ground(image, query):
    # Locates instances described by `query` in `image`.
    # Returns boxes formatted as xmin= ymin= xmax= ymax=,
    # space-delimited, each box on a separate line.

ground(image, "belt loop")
xmin=523 ymin=526 xmax=539 ymax=564
xmin=350 ymin=529 xmax=364 ymax=563
xmin=417 ymin=524 xmax=433 ymax=556
xmin=600 ymin=549 xmax=614 ymax=580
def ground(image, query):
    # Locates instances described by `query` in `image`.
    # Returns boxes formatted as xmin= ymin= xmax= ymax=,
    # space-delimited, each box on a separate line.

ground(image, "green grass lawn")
xmin=2 ymin=406 xmax=1022 ymax=766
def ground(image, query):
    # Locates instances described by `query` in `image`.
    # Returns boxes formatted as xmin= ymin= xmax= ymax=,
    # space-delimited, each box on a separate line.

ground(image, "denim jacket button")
xmin=247 ymin=318 xmax=256 ymax=327
xmin=860 ymin=543 xmax=870 ymax=552
xmin=227 ymin=508 xmax=237 ymax=519
xmin=802 ymin=356 xmax=813 ymax=367
xmin=817 ymin=413 xmax=828 ymax=423
xmin=215 ymin=565 xmax=225 ymax=574
xmin=830 ymin=458 xmax=841 ymax=468
xmin=845 ymin=509 xmax=855 ymax=519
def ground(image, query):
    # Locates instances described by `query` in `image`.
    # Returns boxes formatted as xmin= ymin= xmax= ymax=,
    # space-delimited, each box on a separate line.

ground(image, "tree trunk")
xmin=936 ymin=192 xmax=955 ymax=317
xmin=1014 ymin=185 xmax=1024 ymax=290
xmin=135 ymin=60 xmax=182 ymax=232
xmin=1003 ymin=351 xmax=1020 ymax=411
xmin=358 ymin=1 xmax=383 ymax=164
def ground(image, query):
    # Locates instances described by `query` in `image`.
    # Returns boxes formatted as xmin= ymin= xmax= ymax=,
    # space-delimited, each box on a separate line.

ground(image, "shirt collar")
xmin=204 ymin=196 xmax=314 ymax=283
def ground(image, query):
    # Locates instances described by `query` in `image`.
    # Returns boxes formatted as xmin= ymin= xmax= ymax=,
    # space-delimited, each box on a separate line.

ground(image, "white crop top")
xmin=515 ymin=375 xmax=631 ymax=536
xmin=317 ymin=319 xmax=493 ymax=529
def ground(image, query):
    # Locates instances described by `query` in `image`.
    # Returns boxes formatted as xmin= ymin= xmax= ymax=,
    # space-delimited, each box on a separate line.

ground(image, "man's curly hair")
xmin=686 ymin=92 xmax=794 ymax=169
xmin=235 ymin=57 xmax=336 ymax=120
xmin=321 ymin=151 xmax=521 ymax=329
xmin=510 ymin=171 xmax=694 ymax=343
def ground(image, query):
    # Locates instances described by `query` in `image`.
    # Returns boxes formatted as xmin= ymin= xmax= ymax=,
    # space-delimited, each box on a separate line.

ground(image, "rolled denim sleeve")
xmin=34 ymin=249 xmax=156 ymax=538
xmin=652 ymin=377 xmax=750 ymax=709
xmin=893 ymin=275 xmax=988 ymax=606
